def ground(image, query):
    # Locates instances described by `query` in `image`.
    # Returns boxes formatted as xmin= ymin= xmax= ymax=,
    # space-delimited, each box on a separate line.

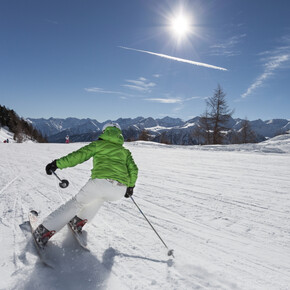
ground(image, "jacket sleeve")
xmin=56 ymin=142 xmax=97 ymax=169
xmin=126 ymin=151 xmax=138 ymax=187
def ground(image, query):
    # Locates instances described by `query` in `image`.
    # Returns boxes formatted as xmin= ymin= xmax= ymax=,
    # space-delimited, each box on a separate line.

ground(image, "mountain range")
xmin=27 ymin=116 xmax=290 ymax=145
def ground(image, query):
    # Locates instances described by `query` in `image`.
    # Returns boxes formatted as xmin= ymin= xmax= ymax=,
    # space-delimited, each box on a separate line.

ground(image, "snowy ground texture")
xmin=0 ymin=132 xmax=290 ymax=290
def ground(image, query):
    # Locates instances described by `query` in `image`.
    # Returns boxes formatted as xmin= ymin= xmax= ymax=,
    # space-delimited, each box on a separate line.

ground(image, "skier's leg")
xmin=74 ymin=179 xmax=106 ymax=222
xmin=35 ymin=179 xmax=126 ymax=245
xmin=75 ymin=178 xmax=126 ymax=222
xmin=33 ymin=195 xmax=82 ymax=246
xmin=41 ymin=179 xmax=96 ymax=232
xmin=42 ymin=197 xmax=81 ymax=232
xmin=77 ymin=198 xmax=104 ymax=221
xmin=41 ymin=179 xmax=126 ymax=233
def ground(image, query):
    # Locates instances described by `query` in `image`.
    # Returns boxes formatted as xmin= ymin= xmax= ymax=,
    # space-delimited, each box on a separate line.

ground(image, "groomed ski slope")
xmin=0 ymin=134 xmax=290 ymax=290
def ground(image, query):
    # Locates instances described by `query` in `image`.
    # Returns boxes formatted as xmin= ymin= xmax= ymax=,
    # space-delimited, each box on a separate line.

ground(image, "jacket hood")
xmin=99 ymin=126 xmax=124 ymax=145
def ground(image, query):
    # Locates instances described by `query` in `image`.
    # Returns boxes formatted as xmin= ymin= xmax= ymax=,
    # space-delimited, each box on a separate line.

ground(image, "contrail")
xmin=119 ymin=46 xmax=227 ymax=71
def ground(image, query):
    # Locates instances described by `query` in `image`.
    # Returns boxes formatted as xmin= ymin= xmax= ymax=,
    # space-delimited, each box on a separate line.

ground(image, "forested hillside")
xmin=0 ymin=105 xmax=46 ymax=143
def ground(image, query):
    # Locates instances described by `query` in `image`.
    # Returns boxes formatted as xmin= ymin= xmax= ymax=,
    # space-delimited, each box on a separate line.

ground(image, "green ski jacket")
xmin=56 ymin=127 xmax=138 ymax=187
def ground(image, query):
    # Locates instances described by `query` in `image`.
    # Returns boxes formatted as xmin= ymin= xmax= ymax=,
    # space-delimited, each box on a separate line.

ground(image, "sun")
xmin=159 ymin=4 xmax=197 ymax=46
xmin=169 ymin=11 xmax=192 ymax=40
xmin=170 ymin=14 xmax=191 ymax=38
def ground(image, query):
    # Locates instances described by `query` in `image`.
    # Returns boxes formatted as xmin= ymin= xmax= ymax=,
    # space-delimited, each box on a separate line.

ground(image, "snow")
xmin=146 ymin=125 xmax=171 ymax=132
xmin=0 ymin=127 xmax=14 ymax=143
xmin=182 ymin=122 xmax=196 ymax=129
xmin=1 ymin=135 xmax=290 ymax=289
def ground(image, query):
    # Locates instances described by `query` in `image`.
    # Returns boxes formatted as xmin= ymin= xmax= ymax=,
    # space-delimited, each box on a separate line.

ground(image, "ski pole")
xmin=130 ymin=196 xmax=174 ymax=258
xmin=52 ymin=171 xmax=69 ymax=188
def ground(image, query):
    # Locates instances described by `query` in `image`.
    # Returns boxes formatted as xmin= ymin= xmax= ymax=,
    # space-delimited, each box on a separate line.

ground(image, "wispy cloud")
xmin=144 ymin=98 xmax=182 ymax=104
xmin=85 ymin=87 xmax=124 ymax=94
xmin=84 ymin=87 xmax=134 ymax=98
xmin=241 ymin=37 xmax=290 ymax=98
xmin=85 ymin=76 xmax=156 ymax=96
xmin=119 ymin=46 xmax=228 ymax=71
xmin=122 ymin=77 xmax=156 ymax=93
xmin=144 ymin=96 xmax=202 ymax=104
xmin=210 ymin=34 xmax=246 ymax=57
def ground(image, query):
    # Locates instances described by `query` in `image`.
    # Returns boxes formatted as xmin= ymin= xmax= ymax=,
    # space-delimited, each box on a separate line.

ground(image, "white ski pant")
xmin=43 ymin=178 xmax=126 ymax=232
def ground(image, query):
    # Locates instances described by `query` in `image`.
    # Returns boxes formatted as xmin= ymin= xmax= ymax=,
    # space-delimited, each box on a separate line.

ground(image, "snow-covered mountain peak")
xmin=28 ymin=116 xmax=290 ymax=144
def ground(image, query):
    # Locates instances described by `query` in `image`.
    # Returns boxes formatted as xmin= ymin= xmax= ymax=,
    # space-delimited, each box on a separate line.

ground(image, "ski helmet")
xmin=102 ymin=122 xmax=121 ymax=132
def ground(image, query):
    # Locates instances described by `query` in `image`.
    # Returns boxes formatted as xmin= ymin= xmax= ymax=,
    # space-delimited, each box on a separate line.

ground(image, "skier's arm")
xmin=126 ymin=151 xmax=138 ymax=188
xmin=56 ymin=142 xmax=97 ymax=169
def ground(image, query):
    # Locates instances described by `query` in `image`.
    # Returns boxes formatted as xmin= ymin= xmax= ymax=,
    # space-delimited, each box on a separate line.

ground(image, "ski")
xmin=67 ymin=222 xmax=90 ymax=252
xmin=27 ymin=210 xmax=54 ymax=268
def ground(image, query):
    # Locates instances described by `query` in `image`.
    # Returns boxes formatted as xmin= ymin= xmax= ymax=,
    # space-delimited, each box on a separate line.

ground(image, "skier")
xmin=34 ymin=122 xmax=138 ymax=246
xmin=65 ymin=135 xmax=69 ymax=144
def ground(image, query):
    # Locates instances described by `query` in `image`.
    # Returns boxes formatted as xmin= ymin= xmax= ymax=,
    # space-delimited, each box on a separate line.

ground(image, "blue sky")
xmin=1 ymin=0 xmax=290 ymax=122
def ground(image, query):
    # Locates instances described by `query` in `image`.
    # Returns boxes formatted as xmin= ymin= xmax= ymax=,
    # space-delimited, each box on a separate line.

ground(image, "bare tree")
xmin=205 ymin=84 xmax=233 ymax=144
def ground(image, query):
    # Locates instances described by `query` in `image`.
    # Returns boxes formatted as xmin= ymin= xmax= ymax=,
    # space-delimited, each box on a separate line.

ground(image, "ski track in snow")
xmin=0 ymin=136 xmax=290 ymax=290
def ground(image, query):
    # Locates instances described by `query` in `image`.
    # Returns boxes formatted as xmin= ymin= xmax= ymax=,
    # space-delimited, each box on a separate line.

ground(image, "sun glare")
xmin=171 ymin=14 xmax=190 ymax=37
xmin=159 ymin=4 xmax=197 ymax=46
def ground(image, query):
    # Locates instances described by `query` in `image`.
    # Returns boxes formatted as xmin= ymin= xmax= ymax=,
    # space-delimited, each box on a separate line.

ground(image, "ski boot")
xmin=69 ymin=216 xmax=88 ymax=233
xmin=33 ymin=224 xmax=56 ymax=247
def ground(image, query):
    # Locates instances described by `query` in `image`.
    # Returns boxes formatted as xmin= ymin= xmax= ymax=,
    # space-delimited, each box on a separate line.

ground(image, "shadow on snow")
xmin=15 ymin=230 xmax=117 ymax=290
xmin=14 ymin=226 xmax=173 ymax=290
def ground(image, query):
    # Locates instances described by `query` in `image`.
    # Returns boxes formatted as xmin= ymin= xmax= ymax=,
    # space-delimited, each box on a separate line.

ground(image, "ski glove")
xmin=124 ymin=187 xmax=134 ymax=198
xmin=46 ymin=160 xmax=58 ymax=175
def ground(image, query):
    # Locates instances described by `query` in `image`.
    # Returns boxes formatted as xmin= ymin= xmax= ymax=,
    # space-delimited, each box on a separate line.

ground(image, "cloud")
xmin=119 ymin=46 xmax=227 ymax=71
xmin=122 ymin=84 xmax=148 ymax=92
xmin=144 ymin=98 xmax=182 ymax=104
xmin=85 ymin=77 xmax=156 ymax=96
xmin=85 ymin=87 xmax=124 ymax=94
xmin=241 ymin=38 xmax=290 ymax=98
xmin=84 ymin=87 xmax=133 ymax=97
xmin=144 ymin=96 xmax=202 ymax=104
xmin=122 ymin=77 xmax=156 ymax=93
xmin=210 ymin=34 xmax=246 ymax=57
